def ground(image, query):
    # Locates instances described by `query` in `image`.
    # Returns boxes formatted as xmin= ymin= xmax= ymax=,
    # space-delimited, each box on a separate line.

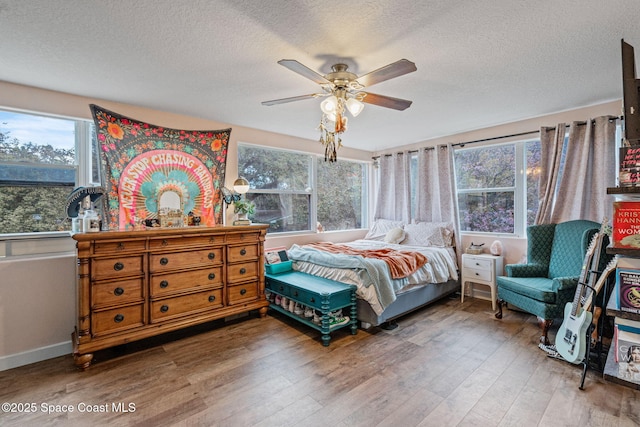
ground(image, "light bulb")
xmin=320 ymin=96 xmax=338 ymax=114
xmin=346 ymin=97 xmax=364 ymax=117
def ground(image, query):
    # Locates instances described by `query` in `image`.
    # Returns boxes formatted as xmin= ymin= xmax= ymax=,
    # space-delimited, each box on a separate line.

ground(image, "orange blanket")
xmin=305 ymin=242 xmax=427 ymax=279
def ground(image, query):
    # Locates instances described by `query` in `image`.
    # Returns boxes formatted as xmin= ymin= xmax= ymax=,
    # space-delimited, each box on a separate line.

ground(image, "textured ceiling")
xmin=0 ymin=0 xmax=639 ymax=152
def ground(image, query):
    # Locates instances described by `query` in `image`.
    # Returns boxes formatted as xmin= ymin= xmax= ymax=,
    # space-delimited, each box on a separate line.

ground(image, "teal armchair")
xmin=495 ymin=220 xmax=601 ymax=346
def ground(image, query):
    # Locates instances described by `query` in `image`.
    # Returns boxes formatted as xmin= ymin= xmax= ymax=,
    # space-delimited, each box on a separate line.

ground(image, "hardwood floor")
xmin=2 ymin=295 xmax=639 ymax=426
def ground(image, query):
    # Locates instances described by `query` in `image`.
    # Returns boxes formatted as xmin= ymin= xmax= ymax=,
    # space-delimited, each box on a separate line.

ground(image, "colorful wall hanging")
xmin=90 ymin=104 xmax=230 ymax=230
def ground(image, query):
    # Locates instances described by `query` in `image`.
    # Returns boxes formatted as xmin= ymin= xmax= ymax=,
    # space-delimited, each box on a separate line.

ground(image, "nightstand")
xmin=461 ymin=253 xmax=504 ymax=310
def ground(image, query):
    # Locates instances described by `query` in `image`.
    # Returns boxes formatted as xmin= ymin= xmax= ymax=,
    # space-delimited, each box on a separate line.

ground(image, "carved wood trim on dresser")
xmin=71 ymin=224 xmax=269 ymax=369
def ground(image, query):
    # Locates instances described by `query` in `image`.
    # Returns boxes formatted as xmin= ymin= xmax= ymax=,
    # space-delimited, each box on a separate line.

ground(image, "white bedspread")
xmin=288 ymin=240 xmax=458 ymax=316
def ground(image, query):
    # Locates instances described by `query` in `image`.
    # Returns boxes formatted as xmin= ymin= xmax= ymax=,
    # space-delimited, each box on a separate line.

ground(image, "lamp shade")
xmin=346 ymin=97 xmax=364 ymax=117
xmin=233 ymin=177 xmax=250 ymax=194
xmin=320 ymin=95 xmax=339 ymax=114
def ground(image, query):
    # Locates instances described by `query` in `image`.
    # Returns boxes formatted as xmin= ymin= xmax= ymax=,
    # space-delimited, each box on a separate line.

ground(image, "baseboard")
xmin=0 ymin=341 xmax=72 ymax=372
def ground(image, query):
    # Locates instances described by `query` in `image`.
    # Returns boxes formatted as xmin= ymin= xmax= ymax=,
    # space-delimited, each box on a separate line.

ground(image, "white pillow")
xmin=384 ymin=227 xmax=406 ymax=244
xmin=403 ymin=222 xmax=450 ymax=247
xmin=365 ymin=219 xmax=405 ymax=241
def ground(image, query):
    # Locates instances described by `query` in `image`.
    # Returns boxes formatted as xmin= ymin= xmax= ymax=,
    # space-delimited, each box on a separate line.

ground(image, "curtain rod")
xmin=372 ymin=115 xmax=622 ymax=159
xmin=371 ymin=146 xmax=435 ymax=160
xmin=456 ymin=115 xmax=621 ymax=147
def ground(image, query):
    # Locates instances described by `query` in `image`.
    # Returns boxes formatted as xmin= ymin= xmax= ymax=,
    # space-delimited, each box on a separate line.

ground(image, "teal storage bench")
xmin=265 ymin=271 xmax=357 ymax=346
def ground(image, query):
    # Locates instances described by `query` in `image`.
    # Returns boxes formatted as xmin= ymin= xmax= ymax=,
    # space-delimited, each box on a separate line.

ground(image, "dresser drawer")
xmin=227 ymin=261 xmax=259 ymax=283
xmin=227 ymin=282 xmax=260 ymax=305
xmin=149 ymin=247 xmax=224 ymax=272
xmin=227 ymin=244 xmax=258 ymax=263
xmin=226 ymin=232 xmax=260 ymax=244
xmin=92 ymin=304 xmax=144 ymax=336
xmin=150 ymin=267 xmax=223 ymax=296
xmin=150 ymin=289 xmax=224 ymax=322
xmin=93 ymin=239 xmax=146 ymax=255
xmin=92 ymin=278 xmax=144 ymax=308
xmin=462 ymin=256 xmax=493 ymax=271
xmin=92 ymin=255 xmax=144 ymax=280
xmin=148 ymin=234 xmax=224 ymax=250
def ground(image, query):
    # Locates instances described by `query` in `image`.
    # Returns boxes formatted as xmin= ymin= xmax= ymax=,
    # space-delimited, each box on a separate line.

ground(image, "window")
xmin=454 ymin=139 xmax=541 ymax=235
xmin=238 ymin=143 xmax=368 ymax=234
xmin=0 ymin=109 xmax=98 ymax=235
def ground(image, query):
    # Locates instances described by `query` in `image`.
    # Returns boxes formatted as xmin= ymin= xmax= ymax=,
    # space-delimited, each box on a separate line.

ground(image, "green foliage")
xmin=238 ymin=145 xmax=365 ymax=233
xmin=233 ymin=199 xmax=255 ymax=215
xmin=0 ymin=128 xmax=75 ymax=233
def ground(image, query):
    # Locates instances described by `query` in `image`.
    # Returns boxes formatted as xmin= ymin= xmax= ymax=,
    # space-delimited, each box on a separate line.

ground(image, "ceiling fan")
xmin=262 ymin=58 xmax=417 ymax=112
xmin=262 ymin=58 xmax=416 ymax=161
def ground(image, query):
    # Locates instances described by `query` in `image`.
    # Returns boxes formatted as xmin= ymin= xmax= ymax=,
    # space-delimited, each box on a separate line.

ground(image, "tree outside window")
xmin=238 ymin=143 xmax=367 ymax=233
xmin=0 ymin=110 xmax=95 ymax=234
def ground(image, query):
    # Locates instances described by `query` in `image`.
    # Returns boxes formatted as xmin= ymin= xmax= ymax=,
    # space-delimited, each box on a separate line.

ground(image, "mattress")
xmin=289 ymin=239 xmax=459 ymax=316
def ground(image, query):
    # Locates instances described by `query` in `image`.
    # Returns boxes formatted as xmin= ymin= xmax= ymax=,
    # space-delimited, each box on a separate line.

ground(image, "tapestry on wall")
xmin=90 ymin=104 xmax=230 ymax=230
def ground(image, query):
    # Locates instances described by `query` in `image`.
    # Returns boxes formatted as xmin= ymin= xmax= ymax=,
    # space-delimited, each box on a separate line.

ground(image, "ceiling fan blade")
xmin=262 ymin=93 xmax=323 ymax=106
xmin=357 ymin=59 xmax=417 ymax=87
xmin=360 ymin=92 xmax=413 ymax=111
xmin=277 ymin=59 xmax=331 ymax=85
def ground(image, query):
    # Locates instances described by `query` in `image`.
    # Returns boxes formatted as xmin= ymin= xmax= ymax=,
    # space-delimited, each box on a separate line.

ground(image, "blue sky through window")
xmin=0 ymin=110 xmax=75 ymax=150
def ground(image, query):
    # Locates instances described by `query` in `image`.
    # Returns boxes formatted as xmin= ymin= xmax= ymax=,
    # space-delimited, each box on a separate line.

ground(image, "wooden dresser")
xmin=71 ymin=224 xmax=269 ymax=369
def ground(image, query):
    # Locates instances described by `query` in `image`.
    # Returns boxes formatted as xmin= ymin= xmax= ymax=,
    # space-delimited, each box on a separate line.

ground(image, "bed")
xmin=287 ymin=219 xmax=460 ymax=329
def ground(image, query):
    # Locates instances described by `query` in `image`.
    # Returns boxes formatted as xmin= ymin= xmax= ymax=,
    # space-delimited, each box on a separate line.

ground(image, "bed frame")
xmin=357 ymin=278 xmax=460 ymax=329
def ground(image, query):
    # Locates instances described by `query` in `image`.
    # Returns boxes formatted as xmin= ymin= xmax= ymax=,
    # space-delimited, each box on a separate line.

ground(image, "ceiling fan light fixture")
xmin=320 ymin=95 xmax=338 ymax=114
xmin=346 ymin=97 xmax=364 ymax=117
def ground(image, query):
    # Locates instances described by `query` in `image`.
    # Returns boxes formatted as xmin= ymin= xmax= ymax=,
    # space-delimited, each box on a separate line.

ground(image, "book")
xmin=619 ymin=146 xmax=640 ymax=187
xmin=616 ymin=316 xmax=640 ymax=334
xmin=615 ymin=325 xmax=640 ymax=383
xmin=616 ymin=268 xmax=640 ymax=314
xmin=612 ymin=201 xmax=640 ymax=248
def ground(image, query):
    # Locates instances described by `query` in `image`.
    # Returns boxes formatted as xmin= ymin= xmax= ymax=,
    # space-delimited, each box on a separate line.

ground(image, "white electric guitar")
xmin=555 ymin=222 xmax=611 ymax=364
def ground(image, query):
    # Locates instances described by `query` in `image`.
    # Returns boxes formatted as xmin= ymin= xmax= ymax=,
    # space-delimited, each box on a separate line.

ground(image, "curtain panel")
xmin=535 ymin=116 xmax=616 ymax=224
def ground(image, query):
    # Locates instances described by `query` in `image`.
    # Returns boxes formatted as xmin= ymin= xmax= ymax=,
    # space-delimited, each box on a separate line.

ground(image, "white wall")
xmin=0 ymin=80 xmax=622 ymax=369
xmin=0 ymin=254 xmax=76 ymax=370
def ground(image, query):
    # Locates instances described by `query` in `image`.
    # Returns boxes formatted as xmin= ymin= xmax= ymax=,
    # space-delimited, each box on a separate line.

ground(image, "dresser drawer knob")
xmin=113 ymin=262 xmax=124 ymax=271
xmin=162 ymin=239 xmax=169 ymax=246
xmin=209 ymin=236 xmax=216 ymax=243
xmin=117 ymin=242 xmax=125 ymax=251
xmin=239 ymin=268 xmax=246 ymax=274
xmin=208 ymin=252 xmax=216 ymax=260
xmin=279 ymin=285 xmax=284 ymax=291
xmin=160 ymin=280 xmax=169 ymax=288
xmin=208 ymin=295 xmax=216 ymax=302
xmin=240 ymin=288 xmax=247 ymax=295
xmin=310 ymin=297 xmax=315 ymax=303
xmin=114 ymin=287 xmax=124 ymax=296
xmin=293 ymin=290 xmax=299 ymax=297
xmin=208 ymin=272 xmax=216 ymax=280
xmin=114 ymin=314 xmax=124 ymax=323
xmin=160 ymin=257 xmax=169 ymax=265
xmin=240 ymin=248 xmax=247 ymax=256
xmin=475 ymin=272 xmax=480 ymax=276
xmin=160 ymin=305 xmax=169 ymax=313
